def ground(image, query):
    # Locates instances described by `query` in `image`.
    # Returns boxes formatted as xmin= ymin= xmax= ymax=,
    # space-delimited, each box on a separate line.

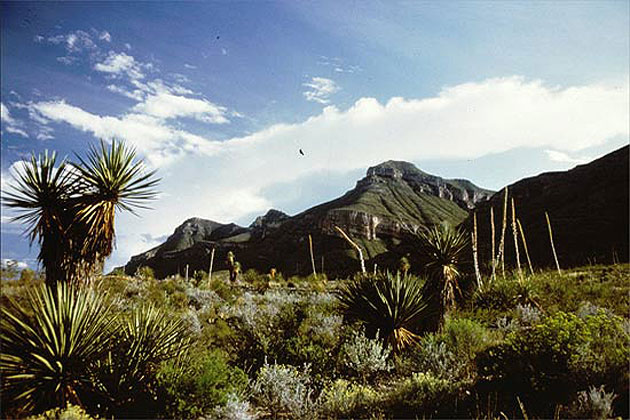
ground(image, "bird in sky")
xmin=299 ymin=148 xmax=305 ymax=156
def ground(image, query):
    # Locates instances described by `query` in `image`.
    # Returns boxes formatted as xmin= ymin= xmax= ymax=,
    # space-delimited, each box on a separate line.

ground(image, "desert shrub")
xmin=565 ymin=385 xmax=617 ymax=420
xmin=157 ymin=349 xmax=248 ymax=418
xmin=226 ymin=290 xmax=308 ymax=369
xmin=395 ymin=334 xmax=466 ymax=382
xmin=26 ymin=404 xmax=95 ymax=420
xmin=250 ymin=361 xmax=315 ymax=419
xmin=397 ymin=317 xmax=495 ymax=381
xmin=338 ymin=329 xmax=392 ymax=382
xmin=441 ymin=317 xmax=498 ymax=365
xmin=477 ymin=310 xmax=629 ymax=418
xmin=473 ymin=277 xmax=538 ymax=311
xmin=337 ymin=272 xmax=426 ymax=351
xmin=318 ymin=379 xmax=382 ymax=419
xmin=383 ymin=372 xmax=462 ymax=418
xmin=209 ymin=393 xmax=258 ymax=420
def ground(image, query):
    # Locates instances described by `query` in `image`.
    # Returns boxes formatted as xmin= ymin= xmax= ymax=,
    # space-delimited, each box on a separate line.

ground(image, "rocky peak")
xmin=249 ymin=209 xmax=289 ymax=229
xmin=360 ymin=160 xmax=493 ymax=209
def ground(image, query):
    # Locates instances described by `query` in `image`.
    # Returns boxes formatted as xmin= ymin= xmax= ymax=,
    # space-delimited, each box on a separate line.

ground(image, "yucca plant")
xmin=94 ymin=304 xmax=190 ymax=417
xmin=2 ymin=141 xmax=158 ymax=286
xmin=2 ymin=152 xmax=78 ymax=287
xmin=337 ymin=272 xmax=427 ymax=352
xmin=419 ymin=222 xmax=469 ymax=332
xmin=72 ymin=140 xmax=159 ymax=280
xmin=0 ymin=282 xmax=114 ymax=416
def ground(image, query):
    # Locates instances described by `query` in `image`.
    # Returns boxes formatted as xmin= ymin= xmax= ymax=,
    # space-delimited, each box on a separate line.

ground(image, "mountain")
xmin=466 ymin=146 xmax=629 ymax=269
xmin=123 ymin=161 xmax=493 ymax=278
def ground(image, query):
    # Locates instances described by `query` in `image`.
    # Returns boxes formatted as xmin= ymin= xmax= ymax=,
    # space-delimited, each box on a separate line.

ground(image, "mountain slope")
xmin=124 ymin=161 xmax=493 ymax=278
xmin=467 ymin=145 xmax=629 ymax=269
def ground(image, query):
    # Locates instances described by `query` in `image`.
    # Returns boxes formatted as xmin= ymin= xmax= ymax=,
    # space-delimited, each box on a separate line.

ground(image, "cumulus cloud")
xmin=133 ymin=92 xmax=229 ymax=123
xmin=1 ymin=102 xmax=28 ymax=137
xmin=302 ymin=76 xmax=340 ymax=104
xmin=30 ymin=100 xmax=222 ymax=166
xmin=94 ymin=51 xmax=146 ymax=80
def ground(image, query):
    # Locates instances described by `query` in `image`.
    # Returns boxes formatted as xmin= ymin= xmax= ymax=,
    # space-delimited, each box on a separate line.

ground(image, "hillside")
xmin=124 ymin=161 xmax=493 ymax=278
xmin=466 ymin=145 xmax=629 ymax=269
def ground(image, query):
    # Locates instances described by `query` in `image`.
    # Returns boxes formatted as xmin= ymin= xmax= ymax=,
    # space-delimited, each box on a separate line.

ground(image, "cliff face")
xmin=123 ymin=160 xmax=494 ymax=278
xmin=466 ymin=146 xmax=629 ymax=268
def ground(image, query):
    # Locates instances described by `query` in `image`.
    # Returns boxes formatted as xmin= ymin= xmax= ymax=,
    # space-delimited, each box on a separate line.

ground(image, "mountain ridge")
xmin=124 ymin=160 xmax=493 ymax=277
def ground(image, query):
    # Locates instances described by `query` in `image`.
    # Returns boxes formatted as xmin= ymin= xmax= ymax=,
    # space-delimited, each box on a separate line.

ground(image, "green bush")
xmin=157 ymin=349 xmax=248 ymax=418
xmin=473 ymin=277 xmax=538 ymax=311
xmin=318 ymin=379 xmax=382 ymax=419
xmin=384 ymin=372 xmax=461 ymax=418
xmin=477 ymin=310 xmax=629 ymax=418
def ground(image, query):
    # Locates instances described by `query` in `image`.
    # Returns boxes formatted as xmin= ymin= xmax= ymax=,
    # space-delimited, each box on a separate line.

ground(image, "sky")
xmin=1 ymin=1 xmax=628 ymax=271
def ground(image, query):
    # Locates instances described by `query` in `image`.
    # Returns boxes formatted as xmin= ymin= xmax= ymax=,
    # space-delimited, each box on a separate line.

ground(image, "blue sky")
xmin=1 ymin=1 xmax=628 ymax=270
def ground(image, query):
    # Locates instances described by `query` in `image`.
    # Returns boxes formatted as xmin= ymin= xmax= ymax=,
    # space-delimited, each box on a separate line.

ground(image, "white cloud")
xmin=99 ymin=31 xmax=112 ymax=42
xmin=107 ymin=84 xmax=145 ymax=101
xmin=545 ymin=150 xmax=590 ymax=165
xmin=94 ymin=51 xmax=145 ymax=80
xmin=184 ymin=63 xmax=197 ymax=69
xmin=47 ymin=30 xmax=96 ymax=53
xmin=1 ymin=102 xmax=28 ymax=137
xmin=30 ymin=100 xmax=222 ymax=166
xmin=302 ymin=77 xmax=340 ymax=104
xmin=133 ymin=92 xmax=229 ymax=123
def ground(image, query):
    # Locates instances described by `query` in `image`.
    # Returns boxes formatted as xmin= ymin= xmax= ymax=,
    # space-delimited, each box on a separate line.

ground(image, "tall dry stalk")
xmin=334 ymin=225 xmax=366 ymax=274
xmin=497 ymin=187 xmax=509 ymax=278
xmin=511 ymin=198 xmax=523 ymax=281
xmin=308 ymin=234 xmax=317 ymax=277
xmin=517 ymin=219 xmax=534 ymax=275
xmin=545 ymin=212 xmax=562 ymax=275
xmin=472 ymin=212 xmax=482 ymax=289
xmin=490 ymin=206 xmax=496 ymax=283
xmin=208 ymin=247 xmax=215 ymax=282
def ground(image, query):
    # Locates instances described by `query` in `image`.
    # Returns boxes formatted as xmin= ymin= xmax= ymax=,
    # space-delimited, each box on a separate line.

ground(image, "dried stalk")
xmin=517 ymin=219 xmax=534 ymax=275
xmin=472 ymin=212 xmax=482 ymax=289
xmin=208 ymin=247 xmax=215 ymax=282
xmin=334 ymin=225 xmax=366 ymax=274
xmin=511 ymin=198 xmax=523 ymax=280
xmin=490 ymin=206 xmax=496 ymax=283
xmin=308 ymin=234 xmax=317 ymax=277
xmin=497 ymin=187 xmax=508 ymax=278
xmin=545 ymin=212 xmax=562 ymax=275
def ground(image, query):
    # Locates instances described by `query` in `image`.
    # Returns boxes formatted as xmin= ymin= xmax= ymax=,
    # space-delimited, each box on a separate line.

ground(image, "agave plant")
xmin=418 ymin=222 xmax=469 ymax=332
xmin=0 ymin=282 xmax=115 ymax=415
xmin=94 ymin=304 xmax=190 ymax=417
xmin=336 ymin=272 xmax=427 ymax=352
